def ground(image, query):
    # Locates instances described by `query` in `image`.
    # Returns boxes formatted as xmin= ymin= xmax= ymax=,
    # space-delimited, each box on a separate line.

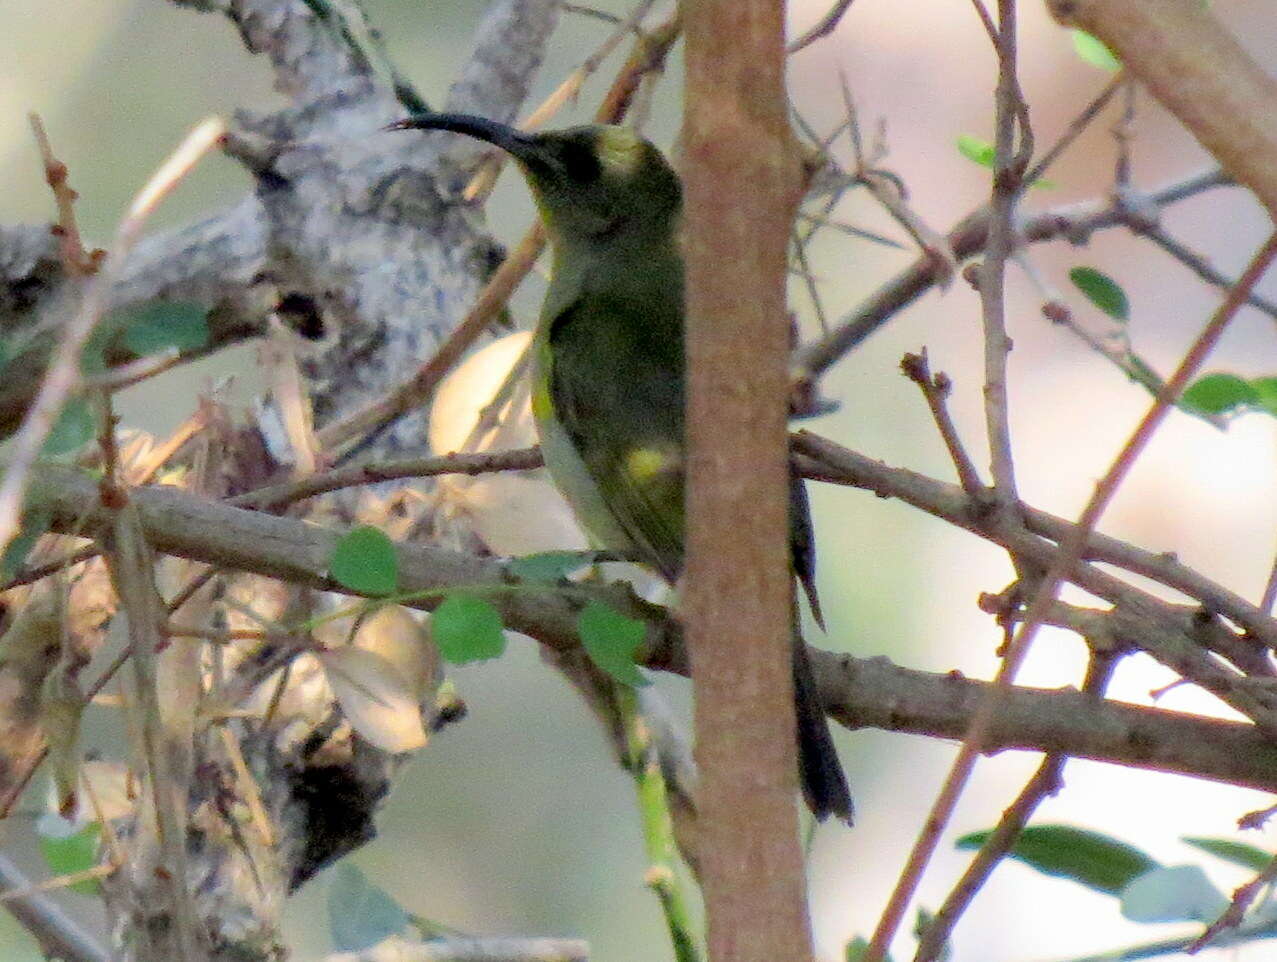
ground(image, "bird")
xmin=388 ymin=113 xmax=853 ymax=823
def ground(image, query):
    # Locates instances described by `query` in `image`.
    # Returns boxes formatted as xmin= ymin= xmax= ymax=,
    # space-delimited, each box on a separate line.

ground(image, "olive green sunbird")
xmin=389 ymin=113 xmax=853 ymax=824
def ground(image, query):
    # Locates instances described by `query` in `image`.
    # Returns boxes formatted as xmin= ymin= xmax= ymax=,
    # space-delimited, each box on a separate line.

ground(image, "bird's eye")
xmin=560 ymin=141 xmax=602 ymax=183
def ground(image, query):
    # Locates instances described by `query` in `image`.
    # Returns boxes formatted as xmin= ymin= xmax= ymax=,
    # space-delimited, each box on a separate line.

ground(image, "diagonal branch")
xmin=15 ymin=460 xmax=1277 ymax=795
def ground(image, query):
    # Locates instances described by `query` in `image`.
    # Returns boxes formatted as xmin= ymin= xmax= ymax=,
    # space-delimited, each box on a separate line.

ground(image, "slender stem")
xmin=863 ymin=229 xmax=1277 ymax=962
xmin=617 ymin=685 xmax=702 ymax=962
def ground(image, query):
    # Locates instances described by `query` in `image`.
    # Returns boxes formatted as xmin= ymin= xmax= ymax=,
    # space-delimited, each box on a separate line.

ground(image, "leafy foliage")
xmin=1069 ymin=266 xmax=1130 ymax=321
xmin=956 ymin=825 xmax=1159 ymax=896
xmin=955 ymin=134 xmax=1054 ymax=188
xmin=43 ymin=398 xmax=95 ymax=456
xmin=507 ymin=550 xmax=592 ymax=583
xmin=1181 ymin=836 xmax=1273 ymax=872
xmin=578 ymin=600 xmax=648 ymax=687
xmin=329 ymin=526 xmax=400 ymax=596
xmin=1180 ymin=372 xmax=1270 ymax=417
xmin=0 ymin=507 xmax=51 ymax=581
xmin=36 ymin=815 xmax=102 ymax=896
xmin=120 ymin=301 xmax=210 ymax=357
xmin=431 ymin=594 xmax=506 ymax=663
xmin=1071 ymin=29 xmax=1121 ymax=71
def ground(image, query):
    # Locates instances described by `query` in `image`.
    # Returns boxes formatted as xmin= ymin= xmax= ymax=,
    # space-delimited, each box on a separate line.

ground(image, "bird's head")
xmin=388 ymin=113 xmax=681 ymax=248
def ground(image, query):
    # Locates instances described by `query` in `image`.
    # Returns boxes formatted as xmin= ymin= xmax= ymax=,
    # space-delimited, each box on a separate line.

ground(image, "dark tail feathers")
xmin=792 ymin=636 xmax=854 ymax=824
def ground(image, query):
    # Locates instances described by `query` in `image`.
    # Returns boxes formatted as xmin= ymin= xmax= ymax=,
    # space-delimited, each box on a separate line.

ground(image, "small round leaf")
xmin=431 ymin=594 xmax=506 ymax=664
xmin=329 ymin=526 xmax=399 ymax=596
xmin=578 ymin=601 xmax=649 ymax=687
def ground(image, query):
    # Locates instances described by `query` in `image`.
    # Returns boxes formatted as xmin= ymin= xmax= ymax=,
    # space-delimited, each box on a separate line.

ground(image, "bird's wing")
xmin=545 ymin=294 xmax=686 ymax=582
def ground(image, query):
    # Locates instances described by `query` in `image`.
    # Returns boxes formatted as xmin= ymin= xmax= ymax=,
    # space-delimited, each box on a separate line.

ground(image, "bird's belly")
xmin=534 ymin=400 xmax=639 ymax=554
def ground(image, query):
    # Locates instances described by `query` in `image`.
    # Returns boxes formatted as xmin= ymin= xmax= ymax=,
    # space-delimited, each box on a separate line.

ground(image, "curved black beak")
xmin=385 ymin=112 xmax=537 ymax=160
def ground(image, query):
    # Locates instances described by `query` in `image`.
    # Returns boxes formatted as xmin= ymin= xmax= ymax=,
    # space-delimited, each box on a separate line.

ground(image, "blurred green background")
xmin=4 ymin=1 xmax=1277 ymax=960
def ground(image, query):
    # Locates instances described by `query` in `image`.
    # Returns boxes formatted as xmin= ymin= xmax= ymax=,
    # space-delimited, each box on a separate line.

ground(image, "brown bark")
xmin=1045 ymin=0 xmax=1277 ymax=219
xmin=681 ymin=0 xmax=812 ymax=959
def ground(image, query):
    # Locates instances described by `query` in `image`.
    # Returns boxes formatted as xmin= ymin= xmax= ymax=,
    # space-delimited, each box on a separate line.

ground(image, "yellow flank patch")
xmin=530 ymin=380 xmax=554 ymax=421
xmin=595 ymin=127 xmax=643 ymax=178
xmin=625 ymin=446 xmax=670 ymax=483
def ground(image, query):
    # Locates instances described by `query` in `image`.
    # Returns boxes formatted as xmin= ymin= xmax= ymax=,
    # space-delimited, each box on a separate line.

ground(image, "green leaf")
xmin=431 ymin=594 xmax=506 ymax=663
xmin=1120 ymin=865 xmax=1227 ymax=924
xmin=43 ymin=398 xmax=95 ymax=456
xmin=846 ymin=938 xmax=892 ymax=962
xmin=120 ymin=302 xmax=209 ymax=357
xmin=1250 ymin=376 xmax=1277 ymax=417
xmin=1069 ymin=267 xmax=1130 ymax=321
xmin=327 ymin=862 xmax=410 ymax=952
xmin=956 ymin=133 xmax=1053 ymax=188
xmin=1180 ymin=373 xmax=1260 ymax=416
xmin=956 ymin=134 xmax=995 ymax=169
xmin=1071 ymin=29 xmax=1121 ymax=71
xmin=0 ymin=338 xmax=8 ymax=372
xmin=578 ymin=600 xmax=649 ymax=687
xmin=1 ymin=508 xmax=52 ymax=582
xmin=1181 ymin=836 xmax=1273 ymax=872
xmin=329 ymin=526 xmax=399 ymax=596
xmin=507 ymin=550 xmax=591 ymax=583
xmin=36 ymin=815 xmax=101 ymax=896
xmin=79 ymin=323 xmax=116 ymax=376
xmin=956 ymin=825 xmax=1159 ymax=896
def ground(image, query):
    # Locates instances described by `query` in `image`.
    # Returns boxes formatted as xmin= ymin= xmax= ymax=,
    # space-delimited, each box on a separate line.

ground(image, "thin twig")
xmin=81 ymin=349 xmax=182 ymax=393
xmin=230 ymin=447 xmax=543 ymax=510
xmin=0 ymin=407 xmax=211 ymax=592
xmin=900 ymin=352 xmax=984 ymax=496
xmin=786 ymin=0 xmax=856 ymax=53
xmin=101 ymin=503 xmax=206 ymax=959
xmin=617 ymin=685 xmax=701 ymax=962
xmin=863 ymin=230 xmax=1277 ymax=962
xmin=966 ymin=0 xmax=998 ymax=45
xmin=27 ymin=114 xmax=98 ymax=277
xmin=1261 ymin=555 xmax=1277 ymax=616
xmin=1189 ymin=850 xmax=1277 ymax=952
xmin=0 ymin=852 xmax=109 ymax=962
xmin=1016 ymin=251 xmax=1207 ymax=423
xmin=1024 ymin=73 xmax=1124 ymax=186
xmin=794 ymin=167 xmax=1233 ymax=385
xmin=976 ymin=0 xmax=1028 ymax=509
xmin=1142 ymin=226 xmax=1277 ymax=321
xmin=913 ymin=653 xmax=1119 ymax=961
xmin=0 ymin=117 xmax=227 ymax=560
